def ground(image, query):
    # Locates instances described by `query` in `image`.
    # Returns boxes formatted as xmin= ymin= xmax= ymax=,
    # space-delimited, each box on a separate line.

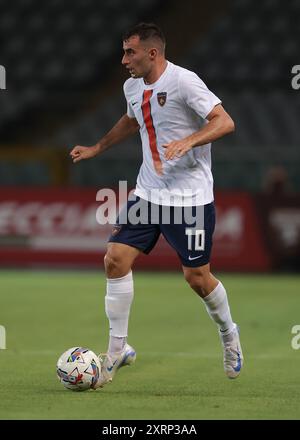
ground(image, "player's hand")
xmin=69 ymin=145 xmax=99 ymax=163
xmin=162 ymin=140 xmax=192 ymax=160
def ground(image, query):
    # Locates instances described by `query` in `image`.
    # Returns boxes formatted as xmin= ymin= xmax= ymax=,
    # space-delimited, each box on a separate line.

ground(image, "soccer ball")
xmin=56 ymin=347 xmax=101 ymax=391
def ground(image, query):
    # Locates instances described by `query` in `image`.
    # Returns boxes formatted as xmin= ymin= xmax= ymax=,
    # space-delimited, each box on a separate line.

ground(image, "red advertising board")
xmin=255 ymin=194 xmax=300 ymax=271
xmin=0 ymin=187 xmax=271 ymax=271
xmin=212 ymin=192 xmax=271 ymax=271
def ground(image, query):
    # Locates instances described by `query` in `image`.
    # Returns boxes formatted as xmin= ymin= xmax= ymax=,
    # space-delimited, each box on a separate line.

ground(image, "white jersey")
xmin=123 ymin=61 xmax=221 ymax=206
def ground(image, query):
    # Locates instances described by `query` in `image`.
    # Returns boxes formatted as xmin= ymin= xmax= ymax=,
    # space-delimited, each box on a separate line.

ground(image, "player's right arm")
xmin=70 ymin=114 xmax=139 ymax=163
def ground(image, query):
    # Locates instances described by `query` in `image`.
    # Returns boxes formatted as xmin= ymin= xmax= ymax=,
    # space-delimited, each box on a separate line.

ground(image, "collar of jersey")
xmin=142 ymin=61 xmax=171 ymax=89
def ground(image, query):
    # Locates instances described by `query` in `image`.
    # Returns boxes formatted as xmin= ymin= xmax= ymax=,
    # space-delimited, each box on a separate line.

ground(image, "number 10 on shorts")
xmin=185 ymin=229 xmax=205 ymax=251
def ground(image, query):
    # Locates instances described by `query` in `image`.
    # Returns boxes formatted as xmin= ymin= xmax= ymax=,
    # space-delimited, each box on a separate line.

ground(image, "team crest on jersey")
xmin=157 ymin=92 xmax=167 ymax=106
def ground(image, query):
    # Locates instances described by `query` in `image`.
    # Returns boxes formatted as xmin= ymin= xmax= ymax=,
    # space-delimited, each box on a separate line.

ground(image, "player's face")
xmin=122 ymin=36 xmax=152 ymax=79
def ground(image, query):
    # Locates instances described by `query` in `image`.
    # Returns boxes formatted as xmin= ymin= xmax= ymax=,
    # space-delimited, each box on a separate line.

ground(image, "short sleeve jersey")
xmin=123 ymin=61 xmax=221 ymax=206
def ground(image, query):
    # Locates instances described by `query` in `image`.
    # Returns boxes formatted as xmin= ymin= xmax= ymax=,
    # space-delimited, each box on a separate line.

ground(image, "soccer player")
xmin=70 ymin=23 xmax=243 ymax=388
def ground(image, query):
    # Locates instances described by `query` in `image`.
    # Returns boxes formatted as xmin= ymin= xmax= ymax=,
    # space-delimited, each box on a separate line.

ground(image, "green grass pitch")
xmin=1 ymin=270 xmax=300 ymax=420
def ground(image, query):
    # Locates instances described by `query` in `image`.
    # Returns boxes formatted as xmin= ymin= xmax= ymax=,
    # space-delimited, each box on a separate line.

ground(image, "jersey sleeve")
xmin=126 ymin=102 xmax=135 ymax=118
xmin=123 ymin=81 xmax=135 ymax=119
xmin=179 ymin=70 xmax=221 ymax=119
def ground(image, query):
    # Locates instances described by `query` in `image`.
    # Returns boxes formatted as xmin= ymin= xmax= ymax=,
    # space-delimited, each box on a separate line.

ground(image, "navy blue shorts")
xmin=108 ymin=197 xmax=215 ymax=267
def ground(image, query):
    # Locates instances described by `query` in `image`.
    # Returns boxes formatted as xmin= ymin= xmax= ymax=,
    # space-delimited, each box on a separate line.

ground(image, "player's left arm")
xmin=163 ymin=104 xmax=235 ymax=160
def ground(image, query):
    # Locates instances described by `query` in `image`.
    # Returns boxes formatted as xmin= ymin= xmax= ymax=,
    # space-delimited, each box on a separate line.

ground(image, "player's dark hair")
xmin=123 ymin=22 xmax=166 ymax=52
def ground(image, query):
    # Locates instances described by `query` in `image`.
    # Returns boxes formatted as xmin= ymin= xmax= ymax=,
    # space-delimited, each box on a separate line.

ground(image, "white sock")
xmin=105 ymin=271 xmax=133 ymax=354
xmin=202 ymin=281 xmax=235 ymax=336
xmin=108 ymin=336 xmax=127 ymax=354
